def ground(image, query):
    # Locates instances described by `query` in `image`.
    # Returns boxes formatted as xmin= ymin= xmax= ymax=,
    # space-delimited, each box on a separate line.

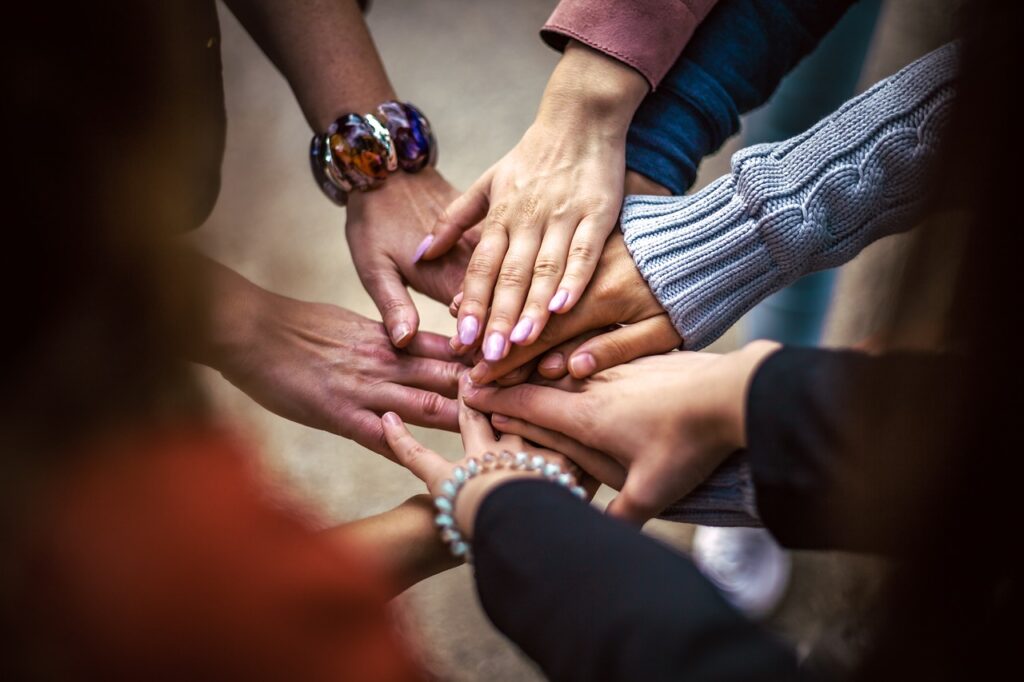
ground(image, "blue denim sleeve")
xmin=626 ymin=0 xmax=856 ymax=194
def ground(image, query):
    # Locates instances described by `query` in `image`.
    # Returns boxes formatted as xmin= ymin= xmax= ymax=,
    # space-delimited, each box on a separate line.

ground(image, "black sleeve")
xmin=747 ymin=347 xmax=966 ymax=554
xmin=472 ymin=480 xmax=798 ymax=682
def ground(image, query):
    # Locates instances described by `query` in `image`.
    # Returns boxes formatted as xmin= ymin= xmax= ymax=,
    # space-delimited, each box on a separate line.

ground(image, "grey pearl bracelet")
xmin=434 ymin=451 xmax=586 ymax=562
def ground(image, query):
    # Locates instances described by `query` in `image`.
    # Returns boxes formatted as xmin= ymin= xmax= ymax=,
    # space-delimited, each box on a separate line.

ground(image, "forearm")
xmin=472 ymin=480 xmax=797 ymax=680
xmin=329 ymin=495 xmax=461 ymax=597
xmin=223 ymin=0 xmax=394 ymax=130
xmin=622 ymin=43 xmax=959 ymax=350
xmin=535 ymin=40 xmax=649 ymax=140
xmin=626 ymin=0 xmax=856 ymax=193
xmin=747 ymin=347 xmax=967 ymax=554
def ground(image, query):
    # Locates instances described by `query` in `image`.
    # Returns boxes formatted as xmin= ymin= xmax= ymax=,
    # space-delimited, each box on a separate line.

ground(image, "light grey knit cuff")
xmin=621 ymin=42 xmax=959 ymax=350
xmin=658 ymin=452 xmax=760 ymax=527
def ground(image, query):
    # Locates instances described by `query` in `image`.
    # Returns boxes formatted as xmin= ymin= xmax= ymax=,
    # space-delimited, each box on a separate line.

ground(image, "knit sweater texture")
xmin=622 ymin=43 xmax=959 ymax=350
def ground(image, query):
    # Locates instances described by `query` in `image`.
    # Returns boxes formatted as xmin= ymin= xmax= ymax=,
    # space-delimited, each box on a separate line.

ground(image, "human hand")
xmin=346 ymin=168 xmax=480 ymax=347
xmin=464 ymin=342 xmax=782 ymax=524
xmin=457 ymin=231 xmax=682 ymax=384
xmin=418 ymin=42 xmax=649 ymax=362
xmin=198 ymin=258 xmax=468 ymax=458
xmin=380 ymin=378 xmax=598 ymax=538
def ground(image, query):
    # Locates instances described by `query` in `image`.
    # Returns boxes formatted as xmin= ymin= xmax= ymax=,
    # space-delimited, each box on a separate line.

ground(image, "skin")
xmin=330 ymin=495 xmax=461 ymax=597
xmin=380 ymin=380 xmax=595 ymax=539
xmin=194 ymin=256 xmax=468 ymax=458
xmin=226 ymin=0 xmax=479 ymax=347
xmin=455 ymin=231 xmax=683 ymax=384
xmin=463 ymin=342 xmax=782 ymax=524
xmin=421 ymin=41 xmax=650 ymax=362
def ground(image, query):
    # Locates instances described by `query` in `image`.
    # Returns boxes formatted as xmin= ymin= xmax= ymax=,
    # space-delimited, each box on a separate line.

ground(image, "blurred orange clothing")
xmin=17 ymin=427 xmax=427 ymax=681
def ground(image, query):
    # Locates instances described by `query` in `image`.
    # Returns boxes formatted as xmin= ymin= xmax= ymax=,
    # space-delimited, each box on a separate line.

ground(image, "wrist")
xmin=453 ymin=469 xmax=540 ymax=539
xmin=725 ymin=341 xmax=783 ymax=448
xmin=190 ymin=257 xmax=271 ymax=370
xmin=536 ymin=40 xmax=649 ymax=135
xmin=625 ymin=170 xmax=672 ymax=196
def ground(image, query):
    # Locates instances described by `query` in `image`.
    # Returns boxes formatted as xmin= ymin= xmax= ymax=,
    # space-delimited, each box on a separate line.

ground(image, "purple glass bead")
xmin=377 ymin=101 xmax=437 ymax=173
xmin=326 ymin=113 xmax=389 ymax=190
xmin=309 ymin=134 xmax=347 ymax=205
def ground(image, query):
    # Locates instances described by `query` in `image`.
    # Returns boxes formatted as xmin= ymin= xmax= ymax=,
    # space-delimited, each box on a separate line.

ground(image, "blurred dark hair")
xmin=857 ymin=0 xmax=1022 ymax=677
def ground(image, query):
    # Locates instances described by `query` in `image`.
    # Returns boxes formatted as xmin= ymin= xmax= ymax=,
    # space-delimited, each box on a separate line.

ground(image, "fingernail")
xmin=548 ymin=289 xmax=570 ymax=312
xmin=461 ymin=373 xmax=479 ymax=397
xmin=469 ymin=363 xmax=488 ymax=384
xmin=382 ymin=412 xmax=401 ymax=427
xmin=391 ymin=323 xmax=412 ymax=345
xmin=491 ymin=413 xmax=508 ymax=424
xmin=568 ymin=352 xmax=597 ymax=377
xmin=458 ymin=315 xmax=479 ymax=345
xmin=510 ymin=317 xmax=534 ymax=344
xmin=483 ymin=332 xmax=506 ymax=362
xmin=540 ymin=352 xmax=564 ymax=371
xmin=452 ymin=291 xmax=464 ymax=307
xmin=412 ymin=234 xmax=434 ymax=264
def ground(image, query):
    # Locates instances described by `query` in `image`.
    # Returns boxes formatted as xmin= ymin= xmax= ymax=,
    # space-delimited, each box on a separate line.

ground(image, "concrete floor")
xmin=194 ymin=1 xmax=953 ymax=678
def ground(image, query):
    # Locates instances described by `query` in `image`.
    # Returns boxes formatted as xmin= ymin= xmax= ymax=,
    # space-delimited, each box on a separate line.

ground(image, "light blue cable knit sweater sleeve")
xmin=621 ymin=43 xmax=959 ymax=350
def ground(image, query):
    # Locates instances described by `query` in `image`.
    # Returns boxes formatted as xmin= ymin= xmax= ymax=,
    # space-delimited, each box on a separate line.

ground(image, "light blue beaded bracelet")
xmin=434 ymin=451 xmax=586 ymax=562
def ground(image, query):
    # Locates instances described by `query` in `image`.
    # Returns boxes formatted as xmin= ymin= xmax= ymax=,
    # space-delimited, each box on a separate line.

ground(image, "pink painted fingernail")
xmin=568 ymin=352 xmax=597 ymax=378
xmin=483 ymin=332 xmax=506 ymax=362
xmin=412 ymin=234 xmax=434 ymax=264
xmin=510 ymin=317 xmax=534 ymax=344
xmin=458 ymin=315 xmax=479 ymax=345
xmin=548 ymin=289 xmax=570 ymax=312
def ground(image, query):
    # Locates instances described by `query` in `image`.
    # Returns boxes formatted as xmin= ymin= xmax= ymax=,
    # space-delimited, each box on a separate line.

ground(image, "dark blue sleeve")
xmin=626 ymin=0 xmax=856 ymax=194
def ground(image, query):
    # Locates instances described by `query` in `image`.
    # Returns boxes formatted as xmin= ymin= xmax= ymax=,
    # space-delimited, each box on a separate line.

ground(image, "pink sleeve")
xmin=540 ymin=0 xmax=720 ymax=89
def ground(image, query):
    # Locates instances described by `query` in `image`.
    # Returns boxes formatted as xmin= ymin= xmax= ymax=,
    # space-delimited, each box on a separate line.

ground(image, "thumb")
xmin=421 ymin=170 xmax=492 ymax=260
xmin=567 ymin=315 xmax=681 ymax=379
xmin=361 ymin=262 xmax=420 ymax=347
xmin=605 ymin=464 xmax=664 ymax=525
xmin=382 ymin=412 xmax=448 ymax=490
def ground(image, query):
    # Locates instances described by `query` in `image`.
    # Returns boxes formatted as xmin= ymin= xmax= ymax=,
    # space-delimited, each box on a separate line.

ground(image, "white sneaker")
xmin=691 ymin=526 xmax=791 ymax=619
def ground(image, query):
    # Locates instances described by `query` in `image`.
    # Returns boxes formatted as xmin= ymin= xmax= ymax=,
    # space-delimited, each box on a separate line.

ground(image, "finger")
xmin=359 ymin=263 xmax=420 ymax=348
xmin=462 ymin=381 xmax=583 ymax=437
xmin=381 ymin=412 xmax=449 ymax=484
xmin=511 ymin=226 xmax=572 ymax=346
xmin=606 ymin=464 xmax=665 ymax=525
xmin=421 ymin=170 xmax=492 ymax=261
xmin=394 ymin=356 xmax=464 ymax=398
xmin=448 ymin=290 xmax=464 ymax=318
xmin=368 ymin=384 xmax=460 ymax=432
xmin=536 ymin=327 xmax=616 ymax=379
xmin=550 ymin=215 xmax=614 ymax=314
xmin=482 ymin=230 xmax=542 ymax=362
xmin=404 ymin=330 xmax=467 ymax=363
xmin=468 ymin=298 xmax=614 ymax=384
xmin=495 ymin=358 xmax=538 ymax=386
xmin=491 ymin=413 xmax=625 ymax=488
xmin=458 ymin=378 xmax=498 ymax=454
xmin=566 ymin=316 xmax=681 ymax=379
xmin=343 ymin=408 xmax=395 ymax=459
xmin=456 ymin=219 xmax=508 ymax=348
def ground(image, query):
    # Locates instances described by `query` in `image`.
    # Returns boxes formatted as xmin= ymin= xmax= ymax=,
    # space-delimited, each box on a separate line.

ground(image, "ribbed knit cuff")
xmin=622 ymin=42 xmax=959 ymax=349
xmin=658 ymin=452 xmax=760 ymax=526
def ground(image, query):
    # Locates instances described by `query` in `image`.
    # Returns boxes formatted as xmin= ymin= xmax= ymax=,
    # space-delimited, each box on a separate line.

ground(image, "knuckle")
xmin=419 ymin=392 xmax=449 ymax=418
xmin=532 ymin=257 xmax=562 ymax=280
xmin=568 ymin=241 xmax=598 ymax=265
xmin=496 ymin=264 xmax=530 ymax=290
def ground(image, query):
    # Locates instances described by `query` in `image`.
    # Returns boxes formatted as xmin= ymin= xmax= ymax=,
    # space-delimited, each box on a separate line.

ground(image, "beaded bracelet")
xmin=309 ymin=101 xmax=436 ymax=205
xmin=434 ymin=451 xmax=586 ymax=562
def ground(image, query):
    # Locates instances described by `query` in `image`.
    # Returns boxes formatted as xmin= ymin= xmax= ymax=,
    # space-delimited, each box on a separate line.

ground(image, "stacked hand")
xmin=462 ymin=342 xmax=781 ymax=524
